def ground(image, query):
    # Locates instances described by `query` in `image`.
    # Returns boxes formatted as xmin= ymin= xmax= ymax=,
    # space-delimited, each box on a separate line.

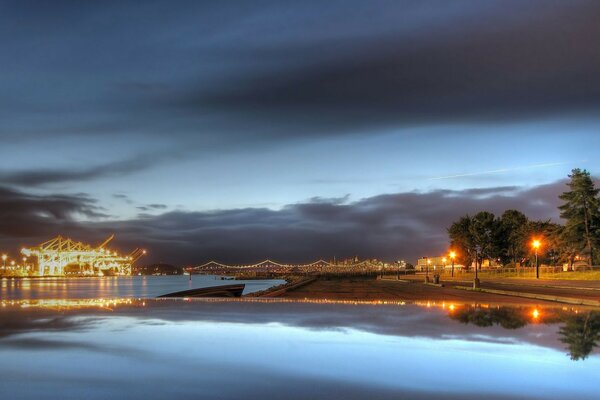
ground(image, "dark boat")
xmin=157 ymin=284 xmax=245 ymax=298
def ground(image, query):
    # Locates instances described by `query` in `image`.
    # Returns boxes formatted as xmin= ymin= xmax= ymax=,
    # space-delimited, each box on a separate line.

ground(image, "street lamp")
xmin=532 ymin=239 xmax=541 ymax=279
xmin=1 ymin=254 xmax=6 ymax=272
xmin=473 ymin=249 xmax=480 ymax=288
xmin=397 ymin=260 xmax=404 ymax=280
xmin=449 ymin=251 xmax=456 ymax=277
xmin=426 ymin=259 xmax=431 ymax=282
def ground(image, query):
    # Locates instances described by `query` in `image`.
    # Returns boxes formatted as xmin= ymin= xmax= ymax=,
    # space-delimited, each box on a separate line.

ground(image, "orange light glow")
xmin=532 ymin=309 xmax=540 ymax=319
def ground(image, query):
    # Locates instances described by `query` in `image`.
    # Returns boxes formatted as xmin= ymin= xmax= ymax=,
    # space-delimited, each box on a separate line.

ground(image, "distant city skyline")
xmin=2 ymin=1 xmax=600 ymax=264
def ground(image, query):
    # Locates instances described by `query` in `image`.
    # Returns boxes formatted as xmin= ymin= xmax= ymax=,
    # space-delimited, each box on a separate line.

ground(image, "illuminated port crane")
xmin=21 ymin=235 xmax=146 ymax=276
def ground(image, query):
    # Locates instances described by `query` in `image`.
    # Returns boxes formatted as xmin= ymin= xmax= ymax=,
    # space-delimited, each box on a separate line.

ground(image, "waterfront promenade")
xmin=272 ymin=275 xmax=600 ymax=306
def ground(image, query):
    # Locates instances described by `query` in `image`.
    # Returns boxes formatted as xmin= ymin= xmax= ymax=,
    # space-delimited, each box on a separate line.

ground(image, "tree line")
xmin=450 ymin=306 xmax=600 ymax=360
xmin=448 ymin=169 xmax=600 ymax=269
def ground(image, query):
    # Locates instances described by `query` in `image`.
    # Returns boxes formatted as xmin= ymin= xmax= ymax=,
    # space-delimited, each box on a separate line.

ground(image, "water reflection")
xmin=558 ymin=311 xmax=600 ymax=360
xmin=0 ymin=275 xmax=285 ymax=300
xmin=448 ymin=305 xmax=600 ymax=360
xmin=1 ymin=298 xmax=598 ymax=362
xmin=0 ymin=300 xmax=598 ymax=399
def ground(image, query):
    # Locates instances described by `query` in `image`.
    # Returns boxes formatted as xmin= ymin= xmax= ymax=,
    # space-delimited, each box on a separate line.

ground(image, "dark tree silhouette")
xmin=450 ymin=307 xmax=528 ymax=329
xmin=558 ymin=311 xmax=600 ymax=361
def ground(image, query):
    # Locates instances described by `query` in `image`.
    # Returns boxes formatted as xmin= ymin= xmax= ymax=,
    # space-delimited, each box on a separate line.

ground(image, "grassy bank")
xmin=443 ymin=270 xmax=600 ymax=281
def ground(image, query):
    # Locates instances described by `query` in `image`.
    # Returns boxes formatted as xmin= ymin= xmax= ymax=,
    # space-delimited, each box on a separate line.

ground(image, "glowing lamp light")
xmin=532 ymin=240 xmax=541 ymax=250
xmin=532 ymin=309 xmax=540 ymax=320
xmin=450 ymin=251 xmax=456 ymax=259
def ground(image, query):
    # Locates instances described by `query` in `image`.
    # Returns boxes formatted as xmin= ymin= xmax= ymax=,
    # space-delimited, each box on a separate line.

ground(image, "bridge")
xmin=190 ymin=259 xmax=384 ymax=275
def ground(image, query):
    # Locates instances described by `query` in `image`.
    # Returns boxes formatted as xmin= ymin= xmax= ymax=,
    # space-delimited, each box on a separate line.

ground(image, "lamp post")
xmin=449 ymin=251 xmax=456 ymax=278
xmin=425 ymin=259 xmax=431 ymax=283
xmin=473 ymin=250 xmax=480 ymax=288
xmin=1 ymin=254 xmax=6 ymax=273
xmin=532 ymin=239 xmax=541 ymax=279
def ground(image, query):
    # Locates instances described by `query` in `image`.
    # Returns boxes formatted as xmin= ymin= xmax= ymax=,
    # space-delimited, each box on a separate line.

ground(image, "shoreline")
xmin=269 ymin=275 xmax=600 ymax=307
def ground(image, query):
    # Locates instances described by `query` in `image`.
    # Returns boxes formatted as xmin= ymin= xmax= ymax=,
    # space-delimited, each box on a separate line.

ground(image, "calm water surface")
xmin=0 ymin=299 xmax=598 ymax=400
xmin=0 ymin=275 xmax=285 ymax=299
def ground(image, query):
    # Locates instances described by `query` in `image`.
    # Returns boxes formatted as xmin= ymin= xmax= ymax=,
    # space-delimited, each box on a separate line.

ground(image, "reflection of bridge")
xmin=191 ymin=259 xmax=383 ymax=274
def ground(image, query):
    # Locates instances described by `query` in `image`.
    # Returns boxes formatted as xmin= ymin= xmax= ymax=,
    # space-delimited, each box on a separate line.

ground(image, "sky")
xmin=1 ymin=0 xmax=600 ymax=264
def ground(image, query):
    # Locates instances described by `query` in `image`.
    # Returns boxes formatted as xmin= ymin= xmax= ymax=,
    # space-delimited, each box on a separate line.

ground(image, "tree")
xmin=544 ymin=222 xmax=567 ymax=268
xmin=450 ymin=307 xmax=528 ymax=329
xmin=558 ymin=311 xmax=600 ymax=361
xmin=552 ymin=224 xmax=580 ymax=269
xmin=449 ymin=212 xmax=509 ymax=269
xmin=448 ymin=215 xmax=474 ymax=269
xmin=500 ymin=210 xmax=529 ymax=266
xmin=470 ymin=211 xmax=498 ymax=270
xmin=559 ymin=169 xmax=600 ymax=265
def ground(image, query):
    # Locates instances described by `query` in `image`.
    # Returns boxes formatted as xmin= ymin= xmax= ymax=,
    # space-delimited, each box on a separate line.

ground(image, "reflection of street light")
xmin=532 ymin=239 xmax=541 ymax=279
xmin=449 ymin=251 xmax=456 ymax=277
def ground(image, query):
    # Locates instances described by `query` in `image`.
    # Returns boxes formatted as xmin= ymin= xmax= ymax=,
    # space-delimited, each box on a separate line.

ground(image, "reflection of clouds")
xmin=1 ymin=300 xmax=599 ymax=400
xmin=0 ymin=337 xmax=152 ymax=360
xmin=0 ymin=310 xmax=89 ymax=339
xmin=0 ymin=299 xmax=583 ymax=355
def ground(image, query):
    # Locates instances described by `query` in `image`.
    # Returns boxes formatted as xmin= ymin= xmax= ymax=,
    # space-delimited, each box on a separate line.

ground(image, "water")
xmin=0 ymin=275 xmax=285 ymax=300
xmin=0 ymin=299 xmax=598 ymax=399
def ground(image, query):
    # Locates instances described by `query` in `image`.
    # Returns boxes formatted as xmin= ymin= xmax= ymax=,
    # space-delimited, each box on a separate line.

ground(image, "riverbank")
xmin=274 ymin=275 xmax=600 ymax=306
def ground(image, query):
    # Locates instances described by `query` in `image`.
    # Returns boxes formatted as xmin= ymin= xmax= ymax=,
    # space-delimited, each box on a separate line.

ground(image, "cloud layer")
xmin=0 ymin=181 xmax=567 ymax=264
xmin=1 ymin=1 xmax=599 ymax=186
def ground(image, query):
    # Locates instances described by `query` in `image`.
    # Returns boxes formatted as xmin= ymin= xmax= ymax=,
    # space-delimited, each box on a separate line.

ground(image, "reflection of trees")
xmin=450 ymin=307 xmax=528 ymax=329
xmin=558 ymin=311 xmax=600 ymax=361
xmin=448 ymin=307 xmax=600 ymax=361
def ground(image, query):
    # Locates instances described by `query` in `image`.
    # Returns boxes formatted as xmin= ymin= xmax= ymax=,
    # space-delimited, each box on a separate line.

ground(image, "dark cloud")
xmin=130 ymin=0 xmax=600 ymax=137
xmin=1 ymin=1 xmax=599 ymax=150
xmin=137 ymin=204 xmax=168 ymax=212
xmin=0 ymin=180 xmax=568 ymax=264
xmin=0 ymin=186 xmax=106 ymax=240
xmin=0 ymin=153 xmax=175 ymax=187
